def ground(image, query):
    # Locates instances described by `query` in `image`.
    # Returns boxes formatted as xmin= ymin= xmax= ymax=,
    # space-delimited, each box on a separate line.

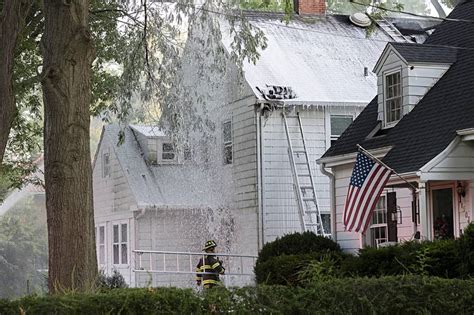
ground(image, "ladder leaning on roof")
xmin=374 ymin=17 xmax=411 ymax=43
xmin=282 ymin=111 xmax=325 ymax=236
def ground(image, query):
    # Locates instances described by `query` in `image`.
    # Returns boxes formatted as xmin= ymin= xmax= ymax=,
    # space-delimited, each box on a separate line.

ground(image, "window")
xmin=113 ymin=223 xmax=128 ymax=265
xmin=330 ymin=115 xmax=353 ymax=146
xmin=96 ymin=225 xmax=106 ymax=265
xmin=184 ymin=145 xmax=192 ymax=161
xmin=162 ymin=143 xmax=176 ymax=161
xmin=385 ymin=71 xmax=402 ymax=124
xmin=102 ymin=152 xmax=110 ymax=178
xmin=367 ymin=195 xmax=387 ymax=248
xmin=223 ymin=120 xmax=232 ymax=164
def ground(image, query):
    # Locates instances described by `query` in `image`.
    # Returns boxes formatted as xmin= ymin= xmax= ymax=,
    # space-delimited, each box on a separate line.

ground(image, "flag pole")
xmin=356 ymin=144 xmax=419 ymax=193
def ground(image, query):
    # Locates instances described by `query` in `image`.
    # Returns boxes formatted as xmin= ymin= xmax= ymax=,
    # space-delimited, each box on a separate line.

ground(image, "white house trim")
xmin=457 ymin=128 xmax=474 ymax=141
xmin=317 ymin=146 xmax=392 ymax=168
xmin=419 ymin=137 xmax=461 ymax=173
xmin=373 ymin=44 xmax=408 ymax=74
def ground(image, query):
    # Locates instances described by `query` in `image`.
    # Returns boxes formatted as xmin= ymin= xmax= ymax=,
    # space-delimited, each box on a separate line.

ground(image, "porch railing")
xmin=132 ymin=250 xmax=258 ymax=287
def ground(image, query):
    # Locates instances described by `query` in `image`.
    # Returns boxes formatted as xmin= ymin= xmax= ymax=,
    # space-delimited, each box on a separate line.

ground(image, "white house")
xmin=93 ymin=0 xmax=438 ymax=286
xmin=317 ymin=0 xmax=474 ymax=252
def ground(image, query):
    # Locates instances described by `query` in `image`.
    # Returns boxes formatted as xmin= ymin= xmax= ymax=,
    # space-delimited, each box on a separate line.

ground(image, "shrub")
xmin=0 ymin=277 xmax=472 ymax=315
xmin=257 ymin=231 xmax=341 ymax=264
xmin=341 ymin=241 xmax=423 ymax=277
xmin=96 ymin=270 xmax=128 ymax=290
xmin=255 ymin=252 xmax=347 ymax=286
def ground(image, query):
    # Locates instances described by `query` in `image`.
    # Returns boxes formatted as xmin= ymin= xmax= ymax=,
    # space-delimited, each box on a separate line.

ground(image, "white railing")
xmin=132 ymin=250 xmax=258 ymax=287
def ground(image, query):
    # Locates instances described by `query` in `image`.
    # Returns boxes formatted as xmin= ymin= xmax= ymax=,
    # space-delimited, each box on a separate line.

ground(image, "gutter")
xmin=255 ymin=99 xmax=368 ymax=109
xmin=319 ymin=162 xmax=337 ymax=242
xmin=256 ymin=103 xmax=264 ymax=250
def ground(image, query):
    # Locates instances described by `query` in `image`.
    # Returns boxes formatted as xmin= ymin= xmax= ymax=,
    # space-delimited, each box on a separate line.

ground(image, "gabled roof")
xmin=321 ymin=0 xmax=474 ymax=174
xmin=102 ymin=125 xmax=232 ymax=209
xmin=390 ymin=42 xmax=458 ymax=64
xmin=231 ymin=13 xmax=392 ymax=105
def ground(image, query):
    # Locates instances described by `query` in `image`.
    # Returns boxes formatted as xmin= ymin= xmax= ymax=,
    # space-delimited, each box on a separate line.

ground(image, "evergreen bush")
xmin=0 ymin=277 xmax=472 ymax=315
xmin=257 ymin=231 xmax=341 ymax=264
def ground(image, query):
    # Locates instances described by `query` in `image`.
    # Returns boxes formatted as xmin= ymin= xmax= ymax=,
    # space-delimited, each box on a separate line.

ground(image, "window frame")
xmin=157 ymin=139 xmax=178 ymax=164
xmin=222 ymin=120 xmax=233 ymax=165
xmin=384 ymin=69 xmax=403 ymax=127
xmin=102 ymin=151 xmax=111 ymax=178
xmin=329 ymin=114 xmax=354 ymax=147
xmin=161 ymin=142 xmax=176 ymax=162
xmin=112 ymin=222 xmax=129 ymax=266
xmin=366 ymin=194 xmax=388 ymax=248
xmin=96 ymin=224 xmax=106 ymax=267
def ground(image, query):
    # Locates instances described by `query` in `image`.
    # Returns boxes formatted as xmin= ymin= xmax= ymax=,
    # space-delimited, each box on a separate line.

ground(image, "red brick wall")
xmin=294 ymin=0 xmax=326 ymax=15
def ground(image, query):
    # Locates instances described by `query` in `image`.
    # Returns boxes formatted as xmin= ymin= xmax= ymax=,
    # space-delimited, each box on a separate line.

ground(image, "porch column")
xmin=419 ymin=182 xmax=431 ymax=240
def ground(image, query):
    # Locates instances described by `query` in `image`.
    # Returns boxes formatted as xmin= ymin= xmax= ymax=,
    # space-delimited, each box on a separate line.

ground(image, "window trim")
xmin=102 ymin=151 xmax=111 ymax=178
xmin=383 ymin=69 xmax=403 ymax=127
xmin=161 ymin=142 xmax=177 ymax=162
xmin=157 ymin=139 xmax=178 ymax=164
xmin=112 ymin=221 xmax=129 ymax=266
xmin=366 ymin=194 xmax=388 ymax=248
xmin=223 ymin=120 xmax=233 ymax=165
xmin=329 ymin=114 xmax=354 ymax=147
xmin=96 ymin=224 xmax=106 ymax=267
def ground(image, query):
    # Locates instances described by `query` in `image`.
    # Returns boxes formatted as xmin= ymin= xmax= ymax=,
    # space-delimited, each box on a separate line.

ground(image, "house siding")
xmin=93 ymin=133 xmax=137 ymax=217
xmin=377 ymin=50 xmax=449 ymax=125
xmin=134 ymin=208 xmax=255 ymax=288
xmin=261 ymin=107 xmax=361 ymax=243
xmin=332 ymin=163 xmax=415 ymax=252
xmin=423 ymin=140 xmax=474 ymax=235
xmin=93 ymin=131 xmax=138 ymax=285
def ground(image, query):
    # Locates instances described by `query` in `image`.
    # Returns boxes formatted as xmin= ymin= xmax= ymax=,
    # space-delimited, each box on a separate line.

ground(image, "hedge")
xmin=0 ymin=277 xmax=473 ymax=314
xmin=257 ymin=232 xmax=341 ymax=264
xmin=256 ymin=223 xmax=474 ymax=284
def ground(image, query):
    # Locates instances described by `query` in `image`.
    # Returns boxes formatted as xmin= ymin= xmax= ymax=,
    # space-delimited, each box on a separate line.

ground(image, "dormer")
xmin=130 ymin=125 xmax=183 ymax=165
xmin=373 ymin=43 xmax=457 ymax=129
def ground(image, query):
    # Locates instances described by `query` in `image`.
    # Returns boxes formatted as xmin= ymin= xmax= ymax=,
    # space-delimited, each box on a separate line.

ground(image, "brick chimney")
xmin=293 ymin=0 xmax=326 ymax=15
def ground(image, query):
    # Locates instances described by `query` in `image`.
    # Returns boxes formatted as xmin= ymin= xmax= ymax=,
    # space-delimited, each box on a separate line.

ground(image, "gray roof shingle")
xmin=322 ymin=0 xmax=474 ymax=173
xmin=391 ymin=42 xmax=458 ymax=64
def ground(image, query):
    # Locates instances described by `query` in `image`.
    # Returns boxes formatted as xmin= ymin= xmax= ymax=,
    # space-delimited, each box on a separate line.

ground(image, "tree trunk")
xmin=0 ymin=0 xmax=31 ymax=164
xmin=430 ymin=0 xmax=447 ymax=18
xmin=41 ymin=0 xmax=97 ymax=292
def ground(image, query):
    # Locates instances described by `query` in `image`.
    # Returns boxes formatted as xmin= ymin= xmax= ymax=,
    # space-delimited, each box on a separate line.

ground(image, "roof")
xmin=321 ymin=0 xmax=474 ymax=173
xmin=129 ymin=124 xmax=166 ymax=137
xmin=390 ymin=42 xmax=458 ymax=64
xmin=103 ymin=125 xmax=232 ymax=209
xmin=232 ymin=13 xmax=392 ymax=105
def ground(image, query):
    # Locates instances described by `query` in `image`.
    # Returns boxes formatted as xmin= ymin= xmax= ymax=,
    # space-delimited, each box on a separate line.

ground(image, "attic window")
xmin=385 ymin=71 xmax=402 ymax=125
xmin=102 ymin=152 xmax=110 ymax=178
xmin=162 ymin=143 xmax=176 ymax=161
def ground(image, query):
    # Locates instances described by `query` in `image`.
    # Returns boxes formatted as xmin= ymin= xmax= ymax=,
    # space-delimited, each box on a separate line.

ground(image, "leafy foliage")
xmin=255 ymin=232 xmax=343 ymax=285
xmin=96 ymin=270 xmax=128 ymax=290
xmin=257 ymin=231 xmax=341 ymax=264
xmin=0 ymin=196 xmax=48 ymax=298
xmin=0 ymin=277 xmax=473 ymax=314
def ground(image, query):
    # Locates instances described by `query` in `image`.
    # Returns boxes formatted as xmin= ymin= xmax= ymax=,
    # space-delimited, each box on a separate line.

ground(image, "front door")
xmin=432 ymin=188 xmax=454 ymax=239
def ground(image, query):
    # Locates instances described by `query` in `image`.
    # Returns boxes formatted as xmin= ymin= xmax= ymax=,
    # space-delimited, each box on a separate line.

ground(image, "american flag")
xmin=344 ymin=151 xmax=392 ymax=233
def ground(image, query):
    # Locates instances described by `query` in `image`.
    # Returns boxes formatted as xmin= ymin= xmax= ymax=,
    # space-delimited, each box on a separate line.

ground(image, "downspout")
xmin=256 ymin=103 xmax=264 ymax=250
xmin=320 ymin=163 xmax=337 ymax=242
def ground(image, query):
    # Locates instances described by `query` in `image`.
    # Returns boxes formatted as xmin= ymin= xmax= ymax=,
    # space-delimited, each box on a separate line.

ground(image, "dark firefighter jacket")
xmin=195 ymin=255 xmax=225 ymax=286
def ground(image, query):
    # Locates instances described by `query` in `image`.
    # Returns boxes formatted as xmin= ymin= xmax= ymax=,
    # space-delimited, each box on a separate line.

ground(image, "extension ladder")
xmin=282 ymin=111 xmax=325 ymax=236
xmin=375 ymin=17 xmax=411 ymax=43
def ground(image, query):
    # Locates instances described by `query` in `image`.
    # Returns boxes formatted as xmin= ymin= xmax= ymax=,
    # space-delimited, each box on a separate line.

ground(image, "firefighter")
xmin=195 ymin=240 xmax=225 ymax=289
